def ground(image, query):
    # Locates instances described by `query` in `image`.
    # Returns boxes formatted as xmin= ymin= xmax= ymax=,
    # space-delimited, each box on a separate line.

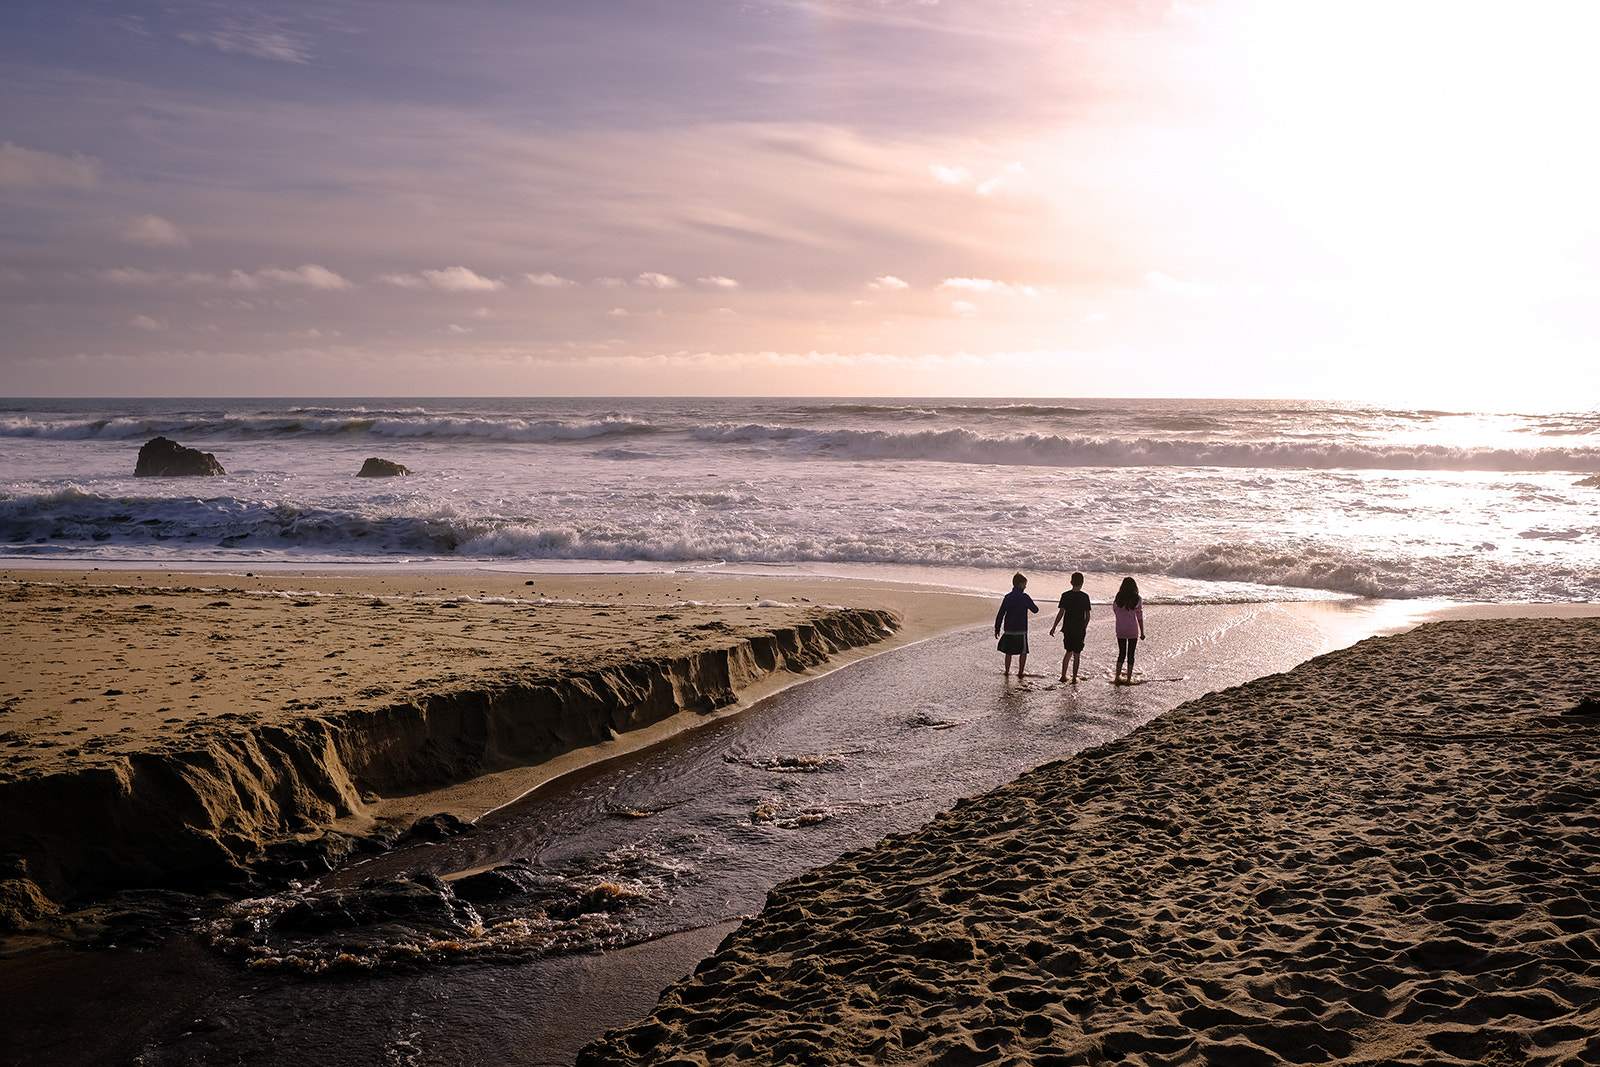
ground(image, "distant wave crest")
xmin=692 ymin=422 xmax=1600 ymax=473
xmin=5 ymin=489 xmax=1596 ymax=602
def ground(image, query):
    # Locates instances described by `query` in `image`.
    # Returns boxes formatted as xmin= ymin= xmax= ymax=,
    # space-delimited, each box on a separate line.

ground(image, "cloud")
xmin=636 ymin=272 xmax=681 ymax=289
xmin=423 ymin=266 xmax=503 ymax=291
xmin=381 ymin=267 xmax=503 ymax=291
xmin=929 ymin=164 xmax=973 ymax=187
xmin=595 ymin=277 xmax=627 ymax=288
xmin=698 ymin=275 xmax=740 ymax=288
xmin=179 ymin=13 xmax=314 ymax=64
xmin=122 ymin=215 xmax=189 ymax=247
xmin=130 ymin=314 xmax=166 ymax=331
xmin=103 ymin=264 xmax=350 ymax=290
xmin=978 ymin=162 xmax=1026 ymax=196
xmin=0 ymin=142 xmax=99 ymax=190
xmin=253 ymin=264 xmax=352 ymax=290
xmin=939 ymin=278 xmax=1040 ymax=297
xmin=525 ymin=272 xmax=576 ymax=287
xmin=950 ymin=300 xmax=979 ymax=316
xmin=868 ymin=275 xmax=910 ymax=291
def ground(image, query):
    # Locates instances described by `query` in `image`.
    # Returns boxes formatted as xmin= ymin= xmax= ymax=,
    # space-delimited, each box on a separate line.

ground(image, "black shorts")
xmin=1061 ymin=631 xmax=1086 ymax=653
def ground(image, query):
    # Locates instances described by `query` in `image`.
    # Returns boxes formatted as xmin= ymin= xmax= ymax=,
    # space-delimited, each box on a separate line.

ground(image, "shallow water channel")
xmin=10 ymin=604 xmax=1345 ymax=1067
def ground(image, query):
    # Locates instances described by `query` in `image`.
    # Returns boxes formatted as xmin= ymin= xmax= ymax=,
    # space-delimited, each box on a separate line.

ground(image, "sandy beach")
xmin=578 ymin=614 xmax=1600 ymax=1066
xmin=0 ymin=567 xmax=983 ymax=932
xmin=5 ymin=565 xmax=1600 ymax=1067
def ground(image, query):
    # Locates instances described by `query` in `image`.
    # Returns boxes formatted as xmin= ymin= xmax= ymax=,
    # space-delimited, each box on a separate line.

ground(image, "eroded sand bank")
xmin=580 ymin=616 xmax=1600 ymax=1067
xmin=0 ymin=568 xmax=983 ymax=927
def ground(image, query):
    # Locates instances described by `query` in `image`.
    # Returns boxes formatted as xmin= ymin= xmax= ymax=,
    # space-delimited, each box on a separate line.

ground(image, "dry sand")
xmin=0 ymin=568 xmax=979 ymax=810
xmin=0 ymin=567 xmax=983 ymax=928
xmin=579 ymin=616 xmax=1600 ymax=1067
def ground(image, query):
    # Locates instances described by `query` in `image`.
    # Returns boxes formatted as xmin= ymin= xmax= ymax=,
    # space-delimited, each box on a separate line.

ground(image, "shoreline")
xmin=580 ymin=614 xmax=1600 ymax=1066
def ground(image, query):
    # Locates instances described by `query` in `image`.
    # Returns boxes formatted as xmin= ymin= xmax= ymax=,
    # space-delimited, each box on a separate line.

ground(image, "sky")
xmin=3 ymin=0 xmax=1599 ymax=404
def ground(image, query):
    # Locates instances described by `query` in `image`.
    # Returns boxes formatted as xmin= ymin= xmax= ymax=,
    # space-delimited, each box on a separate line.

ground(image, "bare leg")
xmin=1058 ymin=652 xmax=1069 ymax=683
xmin=1018 ymin=653 xmax=1029 ymax=677
xmin=1002 ymin=653 xmax=1013 ymax=677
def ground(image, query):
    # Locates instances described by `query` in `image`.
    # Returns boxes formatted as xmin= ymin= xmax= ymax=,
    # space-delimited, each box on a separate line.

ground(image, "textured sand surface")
xmin=580 ymin=617 xmax=1600 ymax=1067
xmin=0 ymin=568 xmax=981 ymax=924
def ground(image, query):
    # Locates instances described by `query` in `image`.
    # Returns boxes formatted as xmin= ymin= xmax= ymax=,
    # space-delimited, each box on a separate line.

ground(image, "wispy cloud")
xmin=0 ymin=142 xmax=98 ymax=190
xmin=977 ymin=162 xmax=1025 ymax=196
xmin=698 ymin=275 xmax=740 ymax=288
xmin=255 ymin=265 xmax=351 ymax=290
xmin=424 ymin=266 xmax=503 ymax=291
xmin=122 ymin=214 xmax=189 ymax=247
xmin=381 ymin=267 xmax=503 ymax=291
xmin=868 ymin=275 xmax=910 ymax=291
xmin=179 ymin=11 xmax=314 ymax=64
xmin=103 ymin=264 xmax=350 ymax=290
xmin=525 ymin=272 xmax=576 ymax=287
xmin=636 ymin=272 xmax=681 ymax=289
xmin=939 ymin=278 xmax=1039 ymax=297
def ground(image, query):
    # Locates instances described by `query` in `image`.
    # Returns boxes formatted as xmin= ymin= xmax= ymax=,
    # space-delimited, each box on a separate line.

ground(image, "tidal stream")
xmin=7 ymin=604 xmax=1355 ymax=1067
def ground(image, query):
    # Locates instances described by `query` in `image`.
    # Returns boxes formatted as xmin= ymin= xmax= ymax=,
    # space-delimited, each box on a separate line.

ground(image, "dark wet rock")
xmin=1576 ymin=475 xmax=1600 ymax=488
xmin=135 ymin=436 xmax=226 ymax=477
xmin=357 ymin=457 xmax=410 ymax=477
xmin=90 ymin=887 xmax=218 ymax=948
xmin=451 ymin=862 xmax=559 ymax=904
xmin=275 ymin=875 xmax=480 ymax=935
xmin=249 ymin=831 xmax=388 ymax=881
xmin=398 ymin=812 xmax=474 ymax=843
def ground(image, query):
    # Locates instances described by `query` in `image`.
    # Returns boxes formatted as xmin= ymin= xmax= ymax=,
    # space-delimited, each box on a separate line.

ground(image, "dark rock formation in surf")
xmin=134 ymin=436 xmax=226 ymax=477
xmin=357 ymin=457 xmax=410 ymax=477
xmin=0 ymin=608 xmax=898 ymax=927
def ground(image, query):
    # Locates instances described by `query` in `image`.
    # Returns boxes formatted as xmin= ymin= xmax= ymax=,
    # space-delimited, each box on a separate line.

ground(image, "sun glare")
xmin=1222 ymin=1 xmax=1600 ymax=281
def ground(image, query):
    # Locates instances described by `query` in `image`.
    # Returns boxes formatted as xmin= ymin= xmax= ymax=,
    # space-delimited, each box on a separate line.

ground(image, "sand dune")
xmin=580 ymin=617 xmax=1600 ymax=1066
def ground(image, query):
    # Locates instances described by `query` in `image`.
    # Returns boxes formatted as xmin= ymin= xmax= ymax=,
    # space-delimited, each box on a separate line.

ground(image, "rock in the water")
xmin=399 ymin=812 xmax=474 ymax=843
xmin=357 ymin=457 xmax=410 ymax=477
xmin=135 ymin=436 xmax=225 ymax=477
xmin=1576 ymin=475 xmax=1600 ymax=488
xmin=275 ymin=875 xmax=480 ymax=934
xmin=451 ymin=862 xmax=560 ymax=904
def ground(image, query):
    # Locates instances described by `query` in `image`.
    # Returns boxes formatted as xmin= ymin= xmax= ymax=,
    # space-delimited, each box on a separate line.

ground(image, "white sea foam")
xmin=1 ymin=398 xmax=1596 ymax=602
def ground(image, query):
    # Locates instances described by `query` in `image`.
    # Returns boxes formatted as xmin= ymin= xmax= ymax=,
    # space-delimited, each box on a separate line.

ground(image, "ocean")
xmin=3 ymin=397 xmax=1596 ymax=602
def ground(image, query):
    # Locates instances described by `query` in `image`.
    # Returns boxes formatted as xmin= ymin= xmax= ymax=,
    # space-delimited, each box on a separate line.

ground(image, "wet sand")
xmin=579 ymin=614 xmax=1600 ymax=1066
xmin=6 ymin=567 xmax=1600 ymax=1066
